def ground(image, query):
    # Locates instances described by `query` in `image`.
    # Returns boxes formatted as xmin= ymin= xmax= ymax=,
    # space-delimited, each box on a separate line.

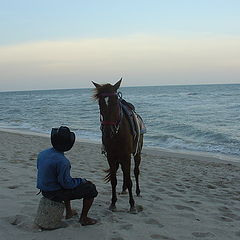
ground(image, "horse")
xmin=92 ymin=78 xmax=144 ymax=213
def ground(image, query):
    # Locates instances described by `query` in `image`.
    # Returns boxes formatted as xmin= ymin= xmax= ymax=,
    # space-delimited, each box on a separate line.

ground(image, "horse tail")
xmin=104 ymin=168 xmax=111 ymax=182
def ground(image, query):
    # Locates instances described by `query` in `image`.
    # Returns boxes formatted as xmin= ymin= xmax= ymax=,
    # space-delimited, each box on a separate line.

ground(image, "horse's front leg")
xmin=108 ymin=160 xmax=119 ymax=211
xmin=109 ymin=172 xmax=117 ymax=211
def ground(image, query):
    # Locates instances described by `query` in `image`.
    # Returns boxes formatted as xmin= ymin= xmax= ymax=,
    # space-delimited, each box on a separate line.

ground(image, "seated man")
xmin=36 ymin=126 xmax=98 ymax=226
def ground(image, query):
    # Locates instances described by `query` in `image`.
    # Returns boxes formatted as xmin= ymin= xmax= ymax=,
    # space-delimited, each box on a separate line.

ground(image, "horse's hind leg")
xmin=121 ymin=159 xmax=136 ymax=213
xmin=121 ymin=165 xmax=128 ymax=194
xmin=134 ymin=152 xmax=141 ymax=196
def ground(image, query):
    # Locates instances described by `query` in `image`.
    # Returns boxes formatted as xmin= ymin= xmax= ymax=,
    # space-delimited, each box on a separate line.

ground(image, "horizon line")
xmin=1 ymin=82 xmax=240 ymax=93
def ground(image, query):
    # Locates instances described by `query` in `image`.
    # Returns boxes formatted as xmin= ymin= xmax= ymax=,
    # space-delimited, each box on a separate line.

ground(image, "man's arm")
xmin=57 ymin=162 xmax=86 ymax=189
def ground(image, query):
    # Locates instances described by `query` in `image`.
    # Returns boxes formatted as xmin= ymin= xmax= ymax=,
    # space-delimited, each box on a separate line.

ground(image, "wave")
xmin=145 ymin=133 xmax=240 ymax=156
xmin=187 ymin=92 xmax=199 ymax=96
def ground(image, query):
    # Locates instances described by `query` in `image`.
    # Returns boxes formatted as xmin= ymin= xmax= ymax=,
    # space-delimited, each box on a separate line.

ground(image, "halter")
xmin=99 ymin=92 xmax=123 ymax=135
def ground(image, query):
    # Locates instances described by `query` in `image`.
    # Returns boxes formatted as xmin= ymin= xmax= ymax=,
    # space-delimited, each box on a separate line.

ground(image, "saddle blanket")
xmin=120 ymin=99 xmax=146 ymax=156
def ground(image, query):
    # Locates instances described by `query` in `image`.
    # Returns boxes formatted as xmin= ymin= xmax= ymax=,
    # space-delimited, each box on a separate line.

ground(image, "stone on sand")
xmin=34 ymin=197 xmax=67 ymax=230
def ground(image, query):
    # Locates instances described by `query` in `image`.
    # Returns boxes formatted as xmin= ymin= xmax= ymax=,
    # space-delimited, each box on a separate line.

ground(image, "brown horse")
xmin=92 ymin=79 xmax=144 ymax=213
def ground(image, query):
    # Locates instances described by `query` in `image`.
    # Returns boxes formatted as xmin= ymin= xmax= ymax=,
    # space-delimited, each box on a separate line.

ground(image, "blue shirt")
xmin=37 ymin=148 xmax=85 ymax=191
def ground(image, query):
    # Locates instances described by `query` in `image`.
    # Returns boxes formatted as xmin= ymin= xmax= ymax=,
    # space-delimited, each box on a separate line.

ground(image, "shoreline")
xmin=1 ymin=127 xmax=240 ymax=165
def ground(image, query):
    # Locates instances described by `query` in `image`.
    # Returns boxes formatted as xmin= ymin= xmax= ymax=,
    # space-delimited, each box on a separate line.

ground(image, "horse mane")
xmin=93 ymin=83 xmax=117 ymax=99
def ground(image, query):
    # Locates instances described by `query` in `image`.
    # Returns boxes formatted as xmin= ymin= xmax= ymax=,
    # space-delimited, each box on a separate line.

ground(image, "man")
xmin=37 ymin=126 xmax=98 ymax=226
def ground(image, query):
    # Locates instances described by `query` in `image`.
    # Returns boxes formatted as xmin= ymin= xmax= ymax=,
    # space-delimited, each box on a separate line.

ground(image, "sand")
xmin=0 ymin=129 xmax=240 ymax=240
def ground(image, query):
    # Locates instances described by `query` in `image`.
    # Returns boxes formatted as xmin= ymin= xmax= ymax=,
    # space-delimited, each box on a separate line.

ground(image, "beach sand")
xmin=0 ymin=129 xmax=240 ymax=240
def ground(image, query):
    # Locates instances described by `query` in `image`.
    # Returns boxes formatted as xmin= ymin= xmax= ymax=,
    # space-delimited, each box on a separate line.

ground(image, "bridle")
xmin=99 ymin=92 xmax=123 ymax=137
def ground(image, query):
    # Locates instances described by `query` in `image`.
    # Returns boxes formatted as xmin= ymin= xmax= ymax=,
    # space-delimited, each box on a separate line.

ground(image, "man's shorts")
xmin=42 ymin=182 xmax=98 ymax=202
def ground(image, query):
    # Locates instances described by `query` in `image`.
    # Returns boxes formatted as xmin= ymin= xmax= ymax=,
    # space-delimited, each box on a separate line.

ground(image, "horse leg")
xmin=134 ymin=152 xmax=141 ymax=197
xmin=134 ymin=134 xmax=143 ymax=197
xmin=121 ymin=159 xmax=137 ymax=213
xmin=121 ymin=166 xmax=128 ymax=194
xmin=109 ymin=173 xmax=117 ymax=211
xmin=108 ymin=161 xmax=119 ymax=211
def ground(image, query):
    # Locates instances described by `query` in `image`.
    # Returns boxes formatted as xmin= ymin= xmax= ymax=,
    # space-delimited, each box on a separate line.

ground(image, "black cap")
xmin=51 ymin=126 xmax=75 ymax=152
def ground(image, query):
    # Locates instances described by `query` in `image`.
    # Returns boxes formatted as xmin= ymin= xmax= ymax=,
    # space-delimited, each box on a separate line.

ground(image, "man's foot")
xmin=65 ymin=209 xmax=78 ymax=219
xmin=79 ymin=217 xmax=97 ymax=226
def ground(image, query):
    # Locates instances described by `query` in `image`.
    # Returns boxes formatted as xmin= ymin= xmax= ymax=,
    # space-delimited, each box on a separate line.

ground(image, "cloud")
xmin=0 ymin=35 xmax=240 ymax=91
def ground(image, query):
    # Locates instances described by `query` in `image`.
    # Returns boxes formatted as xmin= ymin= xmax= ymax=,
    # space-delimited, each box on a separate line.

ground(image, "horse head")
xmin=92 ymin=78 xmax=122 ymax=138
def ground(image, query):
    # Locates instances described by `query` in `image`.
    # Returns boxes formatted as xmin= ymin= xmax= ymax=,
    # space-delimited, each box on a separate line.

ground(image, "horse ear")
xmin=113 ymin=78 xmax=122 ymax=91
xmin=92 ymin=81 xmax=101 ymax=89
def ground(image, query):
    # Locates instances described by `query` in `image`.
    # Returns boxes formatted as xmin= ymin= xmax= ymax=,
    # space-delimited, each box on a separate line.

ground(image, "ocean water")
xmin=0 ymin=84 xmax=240 ymax=160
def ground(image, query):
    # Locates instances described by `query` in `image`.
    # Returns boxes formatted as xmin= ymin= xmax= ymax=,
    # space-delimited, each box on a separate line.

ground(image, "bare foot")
xmin=65 ymin=209 xmax=78 ymax=219
xmin=79 ymin=217 xmax=97 ymax=226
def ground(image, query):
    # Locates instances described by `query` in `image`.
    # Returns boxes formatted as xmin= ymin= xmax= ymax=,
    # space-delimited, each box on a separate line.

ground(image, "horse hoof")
xmin=129 ymin=207 xmax=138 ymax=214
xmin=109 ymin=205 xmax=117 ymax=212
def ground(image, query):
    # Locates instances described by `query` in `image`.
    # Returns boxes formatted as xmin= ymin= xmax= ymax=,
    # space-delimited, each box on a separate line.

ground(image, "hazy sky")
xmin=1 ymin=0 xmax=240 ymax=91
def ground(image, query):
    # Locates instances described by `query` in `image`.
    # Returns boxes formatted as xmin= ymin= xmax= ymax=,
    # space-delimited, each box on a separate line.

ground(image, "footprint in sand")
xmin=218 ymin=216 xmax=234 ymax=222
xmin=151 ymin=195 xmax=163 ymax=201
xmin=7 ymin=185 xmax=19 ymax=189
xmin=187 ymin=200 xmax=201 ymax=205
xmin=206 ymin=184 xmax=216 ymax=189
xmin=150 ymin=234 xmax=175 ymax=240
xmin=218 ymin=206 xmax=231 ymax=213
xmin=7 ymin=215 xmax=25 ymax=225
xmin=24 ymin=191 xmax=37 ymax=195
xmin=174 ymin=205 xmax=195 ymax=211
xmin=217 ymin=206 xmax=240 ymax=220
xmin=157 ymin=187 xmax=166 ymax=192
xmin=168 ymin=193 xmax=183 ymax=198
xmin=1 ymin=179 xmax=9 ymax=182
xmin=235 ymin=231 xmax=240 ymax=237
xmin=192 ymin=232 xmax=215 ymax=238
xmin=5 ymin=214 xmax=37 ymax=232
xmin=111 ymin=234 xmax=125 ymax=240
xmin=144 ymin=218 xmax=164 ymax=228
xmin=175 ymin=189 xmax=186 ymax=193
xmin=119 ymin=223 xmax=133 ymax=230
xmin=222 ymin=212 xmax=240 ymax=221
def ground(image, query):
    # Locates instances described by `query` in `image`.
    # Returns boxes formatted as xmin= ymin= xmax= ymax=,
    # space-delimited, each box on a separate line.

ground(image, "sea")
xmin=0 ymin=84 xmax=240 ymax=161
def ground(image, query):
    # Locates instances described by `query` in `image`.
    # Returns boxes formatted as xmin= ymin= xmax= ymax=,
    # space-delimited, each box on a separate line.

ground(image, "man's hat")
xmin=51 ymin=126 xmax=75 ymax=152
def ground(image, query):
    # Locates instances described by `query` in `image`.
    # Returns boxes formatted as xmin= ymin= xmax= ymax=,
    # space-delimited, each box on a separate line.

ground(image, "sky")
xmin=0 ymin=0 xmax=240 ymax=91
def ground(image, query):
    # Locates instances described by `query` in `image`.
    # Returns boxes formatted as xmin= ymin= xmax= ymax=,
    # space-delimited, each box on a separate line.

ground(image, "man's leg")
xmin=64 ymin=200 xmax=77 ymax=219
xmin=62 ymin=182 xmax=98 ymax=225
xmin=79 ymin=198 xmax=97 ymax=226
